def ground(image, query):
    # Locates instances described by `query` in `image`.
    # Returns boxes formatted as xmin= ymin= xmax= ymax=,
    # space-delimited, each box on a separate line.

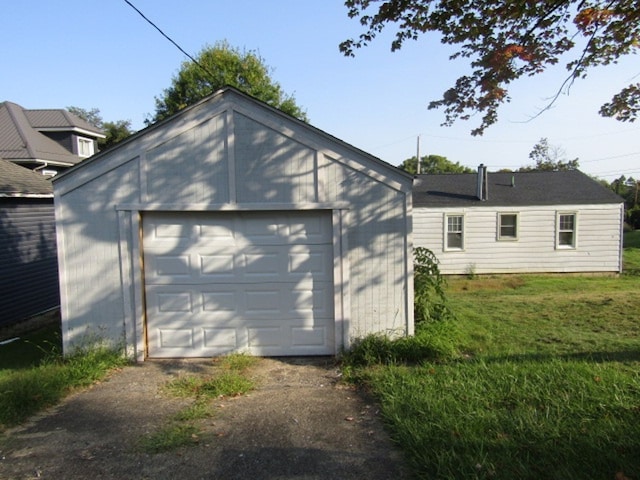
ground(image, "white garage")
xmin=53 ymin=88 xmax=413 ymax=360
xmin=143 ymin=211 xmax=335 ymax=357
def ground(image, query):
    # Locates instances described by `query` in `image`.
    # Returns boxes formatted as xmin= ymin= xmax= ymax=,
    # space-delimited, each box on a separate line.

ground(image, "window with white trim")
xmin=77 ymin=137 xmax=94 ymax=157
xmin=446 ymin=214 xmax=464 ymax=250
xmin=557 ymin=213 xmax=576 ymax=248
xmin=498 ymin=213 xmax=518 ymax=240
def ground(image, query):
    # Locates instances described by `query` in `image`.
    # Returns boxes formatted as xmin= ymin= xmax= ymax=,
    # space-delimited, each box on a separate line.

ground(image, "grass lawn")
xmin=624 ymin=230 xmax=640 ymax=272
xmin=0 ymin=323 xmax=127 ymax=430
xmin=347 ymin=264 xmax=640 ymax=478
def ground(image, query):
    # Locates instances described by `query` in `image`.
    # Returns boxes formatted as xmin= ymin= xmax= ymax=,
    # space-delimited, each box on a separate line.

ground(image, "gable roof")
xmin=413 ymin=170 xmax=623 ymax=207
xmin=53 ymin=86 xmax=412 ymax=186
xmin=0 ymin=101 xmax=102 ymax=166
xmin=0 ymin=159 xmax=53 ymax=197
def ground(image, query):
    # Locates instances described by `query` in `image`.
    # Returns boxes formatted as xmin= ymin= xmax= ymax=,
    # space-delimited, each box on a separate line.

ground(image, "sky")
xmin=2 ymin=0 xmax=638 ymax=181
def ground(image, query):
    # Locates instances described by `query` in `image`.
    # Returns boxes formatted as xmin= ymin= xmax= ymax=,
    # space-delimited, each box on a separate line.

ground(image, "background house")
xmin=53 ymin=88 xmax=414 ymax=360
xmin=0 ymin=101 xmax=104 ymax=176
xmin=0 ymin=159 xmax=58 ymax=328
xmin=413 ymin=167 xmax=624 ymax=275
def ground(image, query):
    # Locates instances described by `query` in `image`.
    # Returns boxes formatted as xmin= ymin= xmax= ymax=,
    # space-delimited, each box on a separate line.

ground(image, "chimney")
xmin=477 ymin=164 xmax=487 ymax=201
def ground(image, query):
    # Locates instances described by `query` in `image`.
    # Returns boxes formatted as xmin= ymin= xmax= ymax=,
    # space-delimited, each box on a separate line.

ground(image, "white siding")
xmin=414 ymin=204 xmax=622 ymax=274
xmin=54 ymin=90 xmax=413 ymax=358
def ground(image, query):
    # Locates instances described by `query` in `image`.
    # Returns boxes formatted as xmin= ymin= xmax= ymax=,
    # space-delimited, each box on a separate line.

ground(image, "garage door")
xmin=142 ymin=211 xmax=335 ymax=357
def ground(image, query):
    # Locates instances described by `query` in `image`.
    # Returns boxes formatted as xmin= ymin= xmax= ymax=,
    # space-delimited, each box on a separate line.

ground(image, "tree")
xmin=399 ymin=154 xmax=474 ymax=174
xmin=67 ymin=107 xmax=133 ymax=151
xmin=519 ymin=138 xmax=579 ymax=172
xmin=149 ymin=41 xmax=308 ymax=124
xmin=340 ymin=1 xmax=640 ymax=135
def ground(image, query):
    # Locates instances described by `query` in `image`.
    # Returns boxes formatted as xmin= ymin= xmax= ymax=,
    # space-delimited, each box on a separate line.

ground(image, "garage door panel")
xmin=143 ymin=211 xmax=334 ymax=357
xmin=152 ymin=254 xmax=192 ymax=278
xmin=158 ymin=328 xmax=195 ymax=349
xmin=200 ymin=253 xmax=235 ymax=276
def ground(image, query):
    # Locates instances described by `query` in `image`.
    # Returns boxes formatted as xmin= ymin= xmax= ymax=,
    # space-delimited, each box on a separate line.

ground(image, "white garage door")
xmin=142 ymin=211 xmax=335 ymax=358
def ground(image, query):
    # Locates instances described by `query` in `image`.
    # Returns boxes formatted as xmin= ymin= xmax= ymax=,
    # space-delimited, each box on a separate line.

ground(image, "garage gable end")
xmin=53 ymin=88 xmax=413 ymax=360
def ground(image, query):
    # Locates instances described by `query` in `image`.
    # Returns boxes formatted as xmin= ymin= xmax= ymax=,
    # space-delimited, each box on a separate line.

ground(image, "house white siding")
xmin=414 ymin=203 xmax=623 ymax=275
xmin=54 ymin=89 xmax=413 ymax=359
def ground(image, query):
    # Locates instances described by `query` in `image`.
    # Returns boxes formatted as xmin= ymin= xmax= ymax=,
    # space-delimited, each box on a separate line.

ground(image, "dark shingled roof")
xmin=413 ymin=170 xmax=623 ymax=207
xmin=0 ymin=159 xmax=53 ymax=196
xmin=0 ymin=101 xmax=103 ymax=166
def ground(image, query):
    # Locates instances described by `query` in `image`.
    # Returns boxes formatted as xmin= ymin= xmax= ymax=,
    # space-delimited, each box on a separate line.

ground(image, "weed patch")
xmin=0 ymin=345 xmax=127 ymax=429
xmin=139 ymin=423 xmax=201 ymax=453
xmin=142 ymin=354 xmax=257 ymax=454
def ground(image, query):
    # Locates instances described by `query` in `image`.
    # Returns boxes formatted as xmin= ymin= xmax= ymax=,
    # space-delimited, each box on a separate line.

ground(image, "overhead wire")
xmin=122 ymin=0 xmax=216 ymax=80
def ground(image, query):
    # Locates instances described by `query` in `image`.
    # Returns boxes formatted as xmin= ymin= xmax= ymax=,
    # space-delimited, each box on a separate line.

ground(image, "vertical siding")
xmin=414 ymin=204 xmax=622 ymax=274
xmin=321 ymin=154 xmax=409 ymax=338
xmin=55 ymin=95 xmax=412 ymax=354
xmin=57 ymin=158 xmax=140 ymax=347
xmin=144 ymin=114 xmax=228 ymax=204
xmin=0 ymin=198 xmax=59 ymax=327
xmin=234 ymin=113 xmax=316 ymax=204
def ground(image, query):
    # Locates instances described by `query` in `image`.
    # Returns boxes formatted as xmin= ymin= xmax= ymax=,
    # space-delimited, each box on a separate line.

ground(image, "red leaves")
xmin=575 ymin=7 xmax=615 ymax=33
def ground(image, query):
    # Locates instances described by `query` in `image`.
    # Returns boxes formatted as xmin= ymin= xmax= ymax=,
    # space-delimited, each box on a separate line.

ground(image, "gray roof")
xmin=24 ymin=108 xmax=103 ymax=136
xmin=0 ymin=159 xmax=53 ymax=196
xmin=413 ymin=170 xmax=623 ymax=207
xmin=0 ymin=101 xmax=102 ymax=166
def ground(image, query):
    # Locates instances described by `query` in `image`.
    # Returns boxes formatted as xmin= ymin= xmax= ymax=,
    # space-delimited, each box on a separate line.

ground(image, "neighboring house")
xmin=0 ymin=159 xmax=59 ymax=328
xmin=53 ymin=87 xmax=414 ymax=360
xmin=0 ymin=101 xmax=105 ymax=176
xmin=413 ymin=166 xmax=624 ymax=275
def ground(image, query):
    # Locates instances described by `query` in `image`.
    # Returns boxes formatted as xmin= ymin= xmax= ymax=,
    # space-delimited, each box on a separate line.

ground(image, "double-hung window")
xmin=77 ymin=137 xmax=94 ymax=157
xmin=557 ymin=213 xmax=576 ymax=248
xmin=446 ymin=214 xmax=464 ymax=250
xmin=498 ymin=213 xmax=518 ymax=240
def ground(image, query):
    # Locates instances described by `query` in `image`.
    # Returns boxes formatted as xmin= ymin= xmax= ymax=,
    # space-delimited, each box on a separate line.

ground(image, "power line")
xmin=122 ymin=0 xmax=215 ymax=80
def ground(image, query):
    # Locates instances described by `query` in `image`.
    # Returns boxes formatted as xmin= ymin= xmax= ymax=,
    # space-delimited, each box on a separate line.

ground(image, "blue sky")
xmin=2 ymin=1 xmax=638 ymax=180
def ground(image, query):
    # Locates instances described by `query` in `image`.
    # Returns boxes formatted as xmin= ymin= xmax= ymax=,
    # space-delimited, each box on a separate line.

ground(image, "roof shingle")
xmin=0 ymin=159 xmax=53 ymax=196
xmin=413 ymin=170 xmax=623 ymax=207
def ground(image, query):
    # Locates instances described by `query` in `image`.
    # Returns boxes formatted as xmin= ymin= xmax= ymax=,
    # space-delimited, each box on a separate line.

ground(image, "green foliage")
xmin=623 ymin=230 xmax=640 ymax=274
xmin=139 ymin=423 xmax=201 ymax=453
xmin=624 ymin=229 xmax=640 ymax=248
xmin=100 ymin=120 xmax=133 ymax=150
xmin=66 ymin=106 xmax=133 ymax=150
xmin=399 ymin=154 xmax=474 ymax=175
xmin=345 ymin=273 xmax=640 ymax=480
xmin=145 ymin=353 xmax=257 ymax=454
xmin=165 ymin=372 xmax=254 ymax=399
xmin=150 ymin=41 xmax=307 ymax=124
xmin=344 ymin=321 xmax=461 ymax=369
xmin=341 ymin=1 xmax=640 ymax=135
xmin=0 ymin=343 xmax=127 ymax=429
xmin=368 ymin=359 xmax=640 ymax=480
xmin=519 ymin=137 xmax=579 ymax=172
xmin=413 ymin=247 xmax=453 ymax=324
xmin=0 ymin=324 xmax=62 ymax=370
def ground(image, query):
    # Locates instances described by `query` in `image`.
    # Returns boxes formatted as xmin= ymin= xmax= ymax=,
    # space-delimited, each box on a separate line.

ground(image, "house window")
xmin=498 ymin=213 xmax=518 ymax=240
xmin=557 ymin=213 xmax=576 ymax=248
xmin=446 ymin=215 xmax=464 ymax=250
xmin=77 ymin=137 xmax=94 ymax=157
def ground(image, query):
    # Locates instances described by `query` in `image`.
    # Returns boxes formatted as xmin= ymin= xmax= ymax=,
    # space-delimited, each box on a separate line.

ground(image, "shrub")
xmin=413 ymin=247 xmax=454 ymax=324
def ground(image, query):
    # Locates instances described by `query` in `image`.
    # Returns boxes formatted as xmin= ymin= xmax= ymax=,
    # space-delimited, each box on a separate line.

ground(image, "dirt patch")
xmin=0 ymin=357 xmax=409 ymax=479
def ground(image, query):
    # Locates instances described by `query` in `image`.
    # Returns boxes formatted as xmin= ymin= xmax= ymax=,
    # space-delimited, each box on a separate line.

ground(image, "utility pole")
xmin=416 ymin=135 xmax=421 ymax=175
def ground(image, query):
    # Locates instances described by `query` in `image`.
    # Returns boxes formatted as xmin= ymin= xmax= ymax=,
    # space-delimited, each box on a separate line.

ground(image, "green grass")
xmin=0 ymin=323 xmax=62 ymax=370
xmin=0 ymin=335 xmax=128 ymax=429
xmin=624 ymin=229 xmax=640 ymax=248
xmin=138 ymin=423 xmax=201 ymax=453
xmin=346 ymin=271 xmax=640 ymax=480
xmin=141 ymin=353 xmax=257 ymax=454
xmin=623 ymin=230 xmax=640 ymax=273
